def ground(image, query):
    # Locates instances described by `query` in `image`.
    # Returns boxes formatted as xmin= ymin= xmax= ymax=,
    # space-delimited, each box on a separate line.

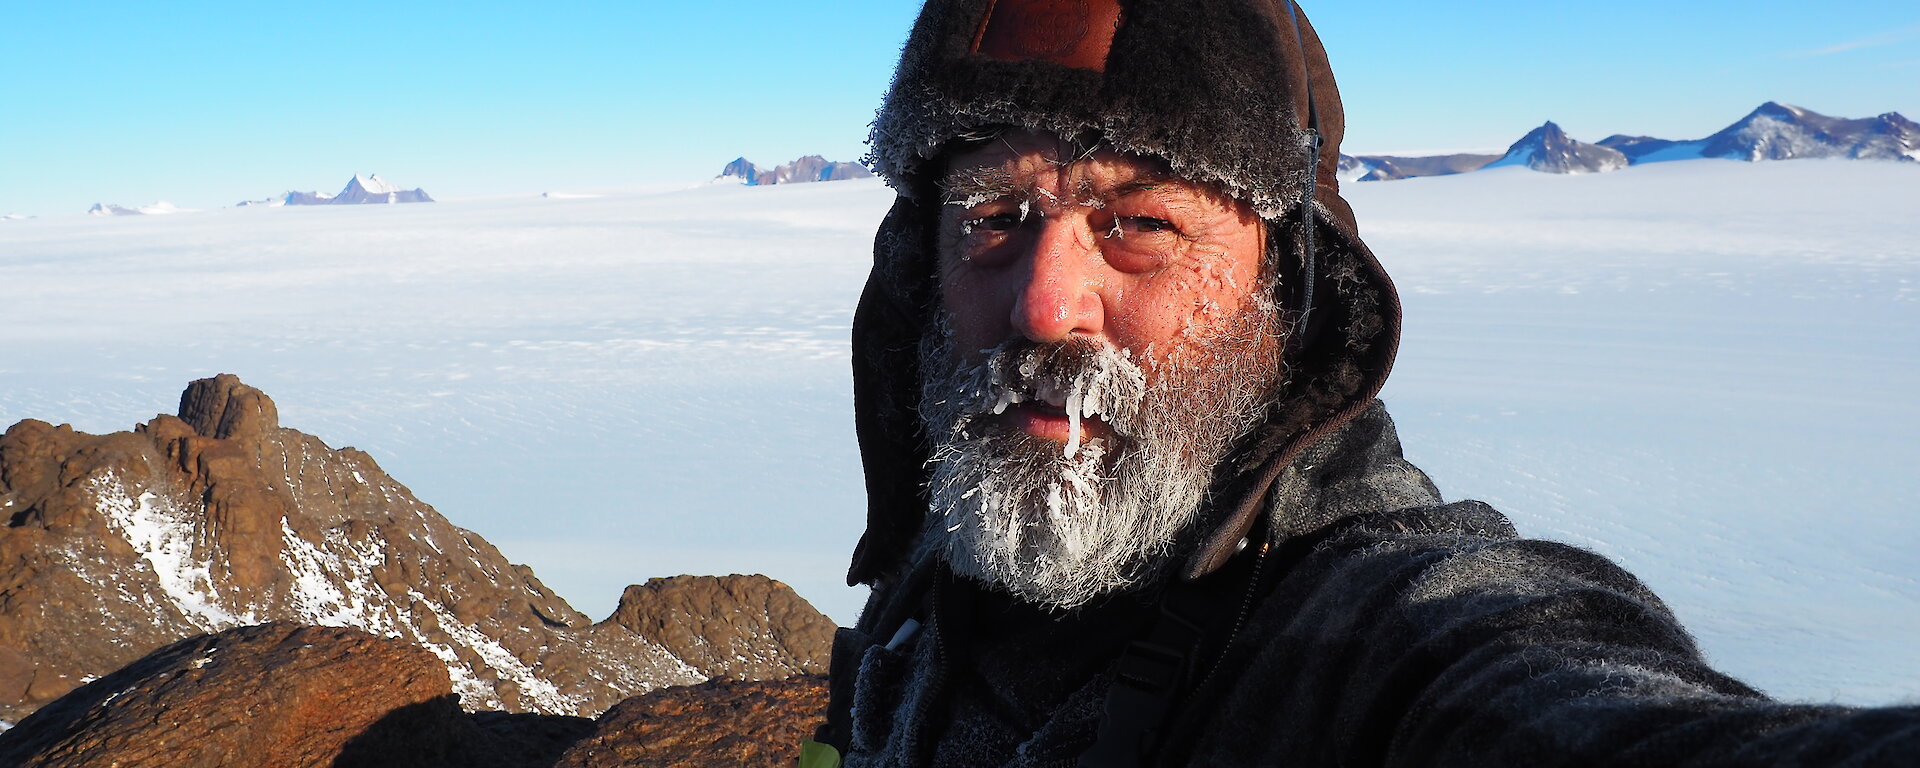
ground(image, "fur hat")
xmin=848 ymin=0 xmax=1404 ymax=587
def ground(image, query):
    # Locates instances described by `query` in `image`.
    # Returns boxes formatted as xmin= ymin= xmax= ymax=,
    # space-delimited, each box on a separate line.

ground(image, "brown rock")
xmin=0 ymin=376 xmax=738 ymax=723
xmin=177 ymin=373 xmax=280 ymax=442
xmin=0 ymin=623 xmax=508 ymax=768
xmin=0 ymin=376 xmax=841 ymax=729
xmin=607 ymin=574 xmax=836 ymax=681
xmin=554 ymin=675 xmax=829 ymax=768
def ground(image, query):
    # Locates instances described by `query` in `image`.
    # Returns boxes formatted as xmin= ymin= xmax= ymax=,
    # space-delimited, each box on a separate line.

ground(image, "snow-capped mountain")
xmin=276 ymin=174 xmax=433 ymax=206
xmin=331 ymin=173 xmax=434 ymax=204
xmin=1336 ymin=154 xmax=1413 ymax=183
xmin=1485 ymin=121 xmax=1628 ymax=174
xmin=1604 ymin=102 xmax=1919 ymax=165
xmin=718 ymin=157 xmax=762 ymax=183
xmin=1345 ymin=103 xmax=1917 ymax=183
xmin=1338 ymin=152 xmax=1500 ymax=182
xmin=1695 ymin=102 xmax=1918 ymax=163
xmin=280 ymin=190 xmax=332 ymax=205
xmin=86 ymin=201 xmax=186 ymax=216
xmin=0 ymin=375 xmax=832 ymax=725
xmin=0 ymin=214 xmax=28 ymax=222
xmin=716 ymin=156 xmax=873 ymax=186
xmin=1594 ymin=134 xmax=1691 ymax=163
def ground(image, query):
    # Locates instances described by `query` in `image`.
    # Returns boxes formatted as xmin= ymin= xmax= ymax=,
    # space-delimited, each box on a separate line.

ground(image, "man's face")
xmin=935 ymin=129 xmax=1270 ymax=439
xmin=917 ymin=128 xmax=1283 ymax=608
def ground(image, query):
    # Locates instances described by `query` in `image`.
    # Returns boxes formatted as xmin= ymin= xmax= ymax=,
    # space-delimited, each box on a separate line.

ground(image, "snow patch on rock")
xmin=91 ymin=473 xmax=252 ymax=631
xmin=279 ymin=518 xmax=387 ymax=629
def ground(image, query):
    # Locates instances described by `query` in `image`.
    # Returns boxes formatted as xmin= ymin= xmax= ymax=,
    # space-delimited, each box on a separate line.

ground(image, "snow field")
xmin=3 ymin=160 xmax=1916 ymax=703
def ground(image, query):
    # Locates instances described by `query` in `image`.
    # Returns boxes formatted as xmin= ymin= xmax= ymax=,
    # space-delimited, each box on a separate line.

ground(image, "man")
xmin=811 ymin=1 xmax=1920 ymax=766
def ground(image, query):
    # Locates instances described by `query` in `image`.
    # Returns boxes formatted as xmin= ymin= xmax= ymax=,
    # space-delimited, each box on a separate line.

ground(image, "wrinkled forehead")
xmin=938 ymin=129 xmax=1245 ymax=212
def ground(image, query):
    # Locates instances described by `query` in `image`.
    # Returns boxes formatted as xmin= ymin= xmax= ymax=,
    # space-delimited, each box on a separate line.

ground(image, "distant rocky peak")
xmin=1512 ymin=121 xmax=1580 ymax=154
xmin=716 ymin=155 xmax=873 ymax=186
xmin=1489 ymin=120 xmax=1627 ymax=174
xmin=1872 ymin=111 xmax=1918 ymax=130
xmin=720 ymin=157 xmax=760 ymax=179
xmin=1701 ymin=102 xmax=1918 ymax=162
xmin=276 ymin=175 xmax=434 ymax=206
xmin=345 ymin=173 xmax=401 ymax=195
xmin=85 ymin=201 xmax=182 ymax=216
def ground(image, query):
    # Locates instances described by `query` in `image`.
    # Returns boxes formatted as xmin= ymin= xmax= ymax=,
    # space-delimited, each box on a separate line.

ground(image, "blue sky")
xmin=2 ymin=1 xmax=1915 ymax=215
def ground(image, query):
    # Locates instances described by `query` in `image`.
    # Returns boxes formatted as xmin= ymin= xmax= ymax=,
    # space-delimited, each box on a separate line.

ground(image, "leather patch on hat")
xmin=971 ymin=0 xmax=1123 ymax=72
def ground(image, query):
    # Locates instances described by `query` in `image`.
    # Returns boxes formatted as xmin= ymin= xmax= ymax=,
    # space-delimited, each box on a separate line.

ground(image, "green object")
xmin=799 ymin=740 xmax=841 ymax=768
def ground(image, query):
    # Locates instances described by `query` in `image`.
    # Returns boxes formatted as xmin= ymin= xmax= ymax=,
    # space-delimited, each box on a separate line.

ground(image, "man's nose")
xmin=1009 ymin=217 xmax=1103 ymax=343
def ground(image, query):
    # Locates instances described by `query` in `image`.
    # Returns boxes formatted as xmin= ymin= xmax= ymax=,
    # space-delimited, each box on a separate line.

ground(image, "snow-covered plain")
xmin=2 ymin=159 xmax=1916 ymax=704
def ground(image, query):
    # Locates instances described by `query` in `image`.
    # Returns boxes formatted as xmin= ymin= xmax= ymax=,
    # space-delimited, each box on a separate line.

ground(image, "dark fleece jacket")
xmin=828 ymin=1 xmax=1920 ymax=764
xmin=837 ymin=405 xmax=1920 ymax=766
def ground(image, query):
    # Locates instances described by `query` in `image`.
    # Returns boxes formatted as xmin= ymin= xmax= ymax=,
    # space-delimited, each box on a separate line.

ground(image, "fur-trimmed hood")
xmin=847 ymin=0 xmax=1404 ymax=589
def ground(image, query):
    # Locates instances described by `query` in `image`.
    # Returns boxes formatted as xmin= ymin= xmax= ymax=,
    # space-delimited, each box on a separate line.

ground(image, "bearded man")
xmin=808 ymin=1 xmax=1920 ymax=766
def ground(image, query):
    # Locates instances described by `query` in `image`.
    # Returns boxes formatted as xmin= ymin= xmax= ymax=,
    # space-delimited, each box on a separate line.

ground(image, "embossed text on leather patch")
xmin=971 ymin=0 xmax=1123 ymax=72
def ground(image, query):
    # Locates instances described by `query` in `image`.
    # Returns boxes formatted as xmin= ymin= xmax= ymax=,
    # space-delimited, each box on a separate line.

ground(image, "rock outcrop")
xmin=552 ymin=676 xmax=829 ymax=768
xmin=0 ymin=624 xmax=826 ymax=768
xmin=608 ymin=575 xmax=836 ymax=682
xmin=0 ymin=623 xmax=509 ymax=768
xmin=0 ymin=375 xmax=830 ymax=725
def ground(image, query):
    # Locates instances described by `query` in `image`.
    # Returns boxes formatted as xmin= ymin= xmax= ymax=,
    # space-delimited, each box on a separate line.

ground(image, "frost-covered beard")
xmin=916 ymin=302 xmax=1283 ymax=609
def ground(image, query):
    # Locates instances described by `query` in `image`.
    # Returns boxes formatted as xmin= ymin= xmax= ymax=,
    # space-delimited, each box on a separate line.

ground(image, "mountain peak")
xmin=1753 ymin=101 xmax=1806 ymax=119
xmin=177 ymin=373 xmax=278 ymax=442
xmin=1489 ymin=120 xmax=1627 ymax=174
xmin=344 ymin=173 xmax=401 ymax=195
xmin=275 ymin=174 xmax=433 ymax=206
xmin=1702 ymin=103 xmax=1918 ymax=162
xmin=715 ymin=156 xmax=872 ymax=186
xmin=86 ymin=201 xmax=183 ymax=216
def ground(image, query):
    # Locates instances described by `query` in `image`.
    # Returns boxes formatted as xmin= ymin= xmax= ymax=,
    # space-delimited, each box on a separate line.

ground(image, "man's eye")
xmin=965 ymin=213 xmax=1022 ymax=233
xmin=1107 ymin=216 xmax=1179 ymax=238
xmin=1122 ymin=216 xmax=1175 ymax=233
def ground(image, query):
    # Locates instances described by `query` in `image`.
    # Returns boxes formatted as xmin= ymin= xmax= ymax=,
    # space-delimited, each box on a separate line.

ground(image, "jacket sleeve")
xmin=1182 ymin=503 xmax=1920 ymax=767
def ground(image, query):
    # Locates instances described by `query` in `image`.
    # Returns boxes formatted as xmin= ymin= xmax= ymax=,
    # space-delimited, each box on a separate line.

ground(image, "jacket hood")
xmin=848 ymin=0 xmax=1404 ymax=587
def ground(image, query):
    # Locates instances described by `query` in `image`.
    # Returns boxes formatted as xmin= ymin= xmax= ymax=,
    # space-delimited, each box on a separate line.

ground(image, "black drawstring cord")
xmin=1284 ymin=0 xmax=1323 ymax=349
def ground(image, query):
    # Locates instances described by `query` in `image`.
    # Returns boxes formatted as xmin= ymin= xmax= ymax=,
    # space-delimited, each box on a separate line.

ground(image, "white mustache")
xmin=969 ymin=338 xmax=1148 ymax=459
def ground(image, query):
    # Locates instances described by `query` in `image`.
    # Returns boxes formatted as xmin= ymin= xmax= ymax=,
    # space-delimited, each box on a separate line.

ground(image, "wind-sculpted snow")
xmin=1 ymin=164 xmax=1916 ymax=705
